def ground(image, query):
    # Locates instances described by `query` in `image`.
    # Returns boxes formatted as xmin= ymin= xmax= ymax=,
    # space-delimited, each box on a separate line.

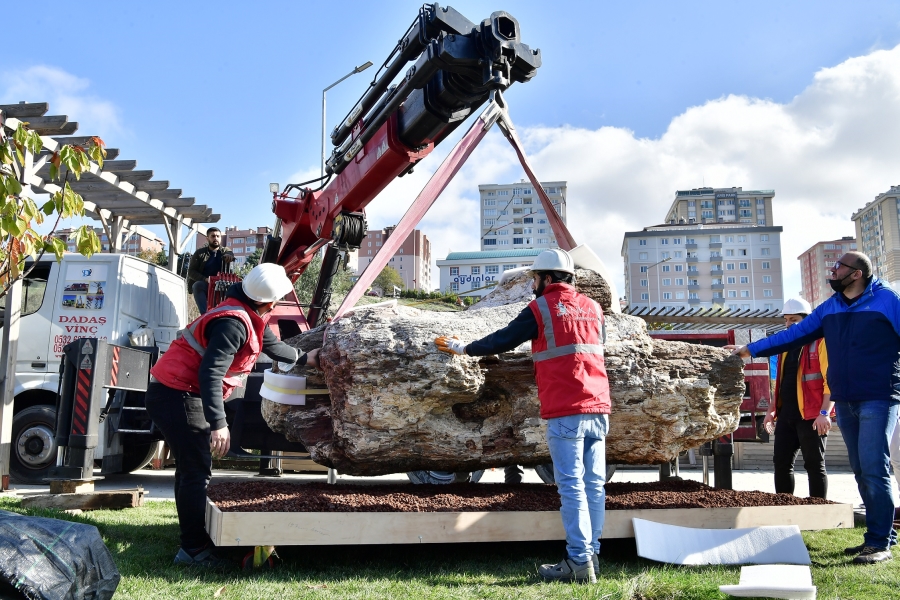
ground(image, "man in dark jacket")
xmin=435 ymin=249 xmax=609 ymax=583
xmin=146 ymin=263 xmax=318 ymax=567
xmin=187 ymin=227 xmax=234 ymax=313
xmin=730 ymin=251 xmax=899 ymax=564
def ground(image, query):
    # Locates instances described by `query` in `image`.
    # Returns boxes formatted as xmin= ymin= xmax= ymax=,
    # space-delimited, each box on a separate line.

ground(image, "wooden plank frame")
xmin=206 ymin=500 xmax=854 ymax=547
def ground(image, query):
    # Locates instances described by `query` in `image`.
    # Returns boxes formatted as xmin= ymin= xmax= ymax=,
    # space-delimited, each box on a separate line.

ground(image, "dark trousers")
xmin=773 ymin=415 xmax=828 ymax=498
xmin=144 ymin=382 xmax=214 ymax=550
xmin=191 ymin=280 xmax=208 ymax=314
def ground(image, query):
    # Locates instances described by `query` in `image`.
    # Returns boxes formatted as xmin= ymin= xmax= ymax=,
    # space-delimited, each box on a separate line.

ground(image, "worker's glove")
xmin=435 ymin=335 xmax=466 ymax=355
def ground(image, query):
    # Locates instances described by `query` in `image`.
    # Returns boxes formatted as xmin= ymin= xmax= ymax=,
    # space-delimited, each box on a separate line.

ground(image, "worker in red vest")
xmin=435 ymin=248 xmax=609 ymax=584
xmin=146 ymin=263 xmax=320 ymax=568
xmin=765 ymin=297 xmax=833 ymax=498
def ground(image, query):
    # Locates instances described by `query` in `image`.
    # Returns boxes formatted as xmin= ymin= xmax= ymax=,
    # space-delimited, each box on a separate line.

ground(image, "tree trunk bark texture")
xmin=262 ymin=270 xmax=745 ymax=476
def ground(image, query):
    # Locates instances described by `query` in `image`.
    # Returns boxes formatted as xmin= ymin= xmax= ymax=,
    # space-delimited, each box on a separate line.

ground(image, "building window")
xmin=725 ymin=236 xmax=734 ymax=243
xmin=661 ymin=239 xmax=669 ymax=245
xmin=760 ymin=234 xmax=769 ymax=242
xmin=728 ymin=290 xmax=737 ymax=298
xmin=726 ymin=276 xmax=736 ymax=284
xmin=763 ymin=275 xmax=772 ymax=283
xmin=760 ymin=248 xmax=770 ymax=256
xmin=471 ymin=266 xmax=480 ymax=275
xmin=758 ymin=219 xmax=767 ymax=225
xmin=662 ymin=265 xmax=670 ymax=272
xmin=757 ymin=198 xmax=765 ymax=205
xmin=662 ymin=292 xmax=672 ymax=300
xmin=640 ymin=293 xmax=649 ymax=300
xmin=726 ymin=249 xmax=734 ymax=257
xmin=675 ymin=278 xmax=685 ymax=285
xmin=639 ymin=252 xmax=648 ymax=260
xmin=738 ymin=249 xmax=747 ymax=256
xmin=451 ymin=282 xmax=459 ymax=292
xmin=764 ymin=289 xmax=773 ymax=297
xmin=673 ymin=238 xmax=682 ymax=245
xmin=484 ymin=219 xmax=495 ymax=226
xmin=487 ymin=191 xmax=495 ymax=196
xmin=640 ymin=266 xmax=649 ymax=273
xmin=639 ymin=239 xmax=647 ymax=245
xmin=499 ymin=239 xmax=510 ymax=245
xmin=662 ymin=279 xmax=671 ymax=286
xmin=483 ymin=239 xmax=497 ymax=246
xmin=449 ymin=267 xmax=459 ymax=276
xmin=741 ymin=290 xmax=750 ymax=298
xmin=502 ymin=264 xmax=517 ymax=271
xmin=726 ymin=263 xmax=735 ymax=270
xmin=739 ymin=262 xmax=748 ymax=270
xmin=675 ymin=292 xmax=685 ymax=299
xmin=484 ymin=209 xmax=497 ymax=216
xmin=674 ymin=265 xmax=683 ymax=272
xmin=640 ymin=279 xmax=648 ymax=287
xmin=232 ymin=238 xmax=244 ymax=244
xmin=484 ymin=200 xmax=496 ymax=206
xmin=762 ymin=262 xmax=771 ymax=269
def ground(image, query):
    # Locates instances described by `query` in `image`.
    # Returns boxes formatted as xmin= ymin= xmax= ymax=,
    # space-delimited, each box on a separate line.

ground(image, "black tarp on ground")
xmin=0 ymin=510 xmax=119 ymax=600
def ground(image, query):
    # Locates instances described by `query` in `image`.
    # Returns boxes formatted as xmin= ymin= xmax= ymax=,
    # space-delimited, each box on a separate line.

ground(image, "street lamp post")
xmin=322 ymin=61 xmax=374 ymax=178
xmin=646 ymin=257 xmax=672 ymax=308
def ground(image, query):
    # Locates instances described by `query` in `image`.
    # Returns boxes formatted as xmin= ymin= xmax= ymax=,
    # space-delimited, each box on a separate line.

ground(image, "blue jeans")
xmin=835 ymin=400 xmax=899 ymax=550
xmin=191 ymin=280 xmax=208 ymax=314
xmin=546 ymin=413 xmax=609 ymax=564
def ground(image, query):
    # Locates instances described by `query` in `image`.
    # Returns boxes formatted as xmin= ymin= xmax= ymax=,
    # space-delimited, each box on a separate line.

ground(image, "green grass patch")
xmin=0 ymin=497 xmax=895 ymax=599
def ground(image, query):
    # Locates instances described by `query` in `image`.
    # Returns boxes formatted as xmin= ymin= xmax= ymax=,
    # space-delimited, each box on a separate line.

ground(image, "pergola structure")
xmin=623 ymin=306 xmax=786 ymax=335
xmin=0 ymin=101 xmax=220 ymax=271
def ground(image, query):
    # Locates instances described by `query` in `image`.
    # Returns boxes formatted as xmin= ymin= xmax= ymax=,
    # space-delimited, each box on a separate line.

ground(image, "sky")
xmin=3 ymin=0 xmax=900 ymax=299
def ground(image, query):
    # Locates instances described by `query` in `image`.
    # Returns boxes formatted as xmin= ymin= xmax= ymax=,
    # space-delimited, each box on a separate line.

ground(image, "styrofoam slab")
xmin=633 ymin=518 xmax=811 ymax=565
xmin=720 ymin=565 xmax=816 ymax=599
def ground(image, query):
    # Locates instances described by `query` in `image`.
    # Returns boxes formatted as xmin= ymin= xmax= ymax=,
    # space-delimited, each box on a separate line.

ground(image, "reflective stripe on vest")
xmin=801 ymin=342 xmax=822 ymax=381
xmin=532 ymin=296 xmax=604 ymax=363
xmin=176 ymin=304 xmax=251 ymax=384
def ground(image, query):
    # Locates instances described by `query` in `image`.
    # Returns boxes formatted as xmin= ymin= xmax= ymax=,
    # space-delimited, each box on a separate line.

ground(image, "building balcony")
xmin=686 ymin=256 xmax=699 ymax=263
xmin=709 ymin=242 xmax=723 ymax=249
xmin=711 ymin=283 xmax=724 ymax=290
xmin=685 ymin=243 xmax=698 ymax=250
xmin=688 ymin=297 xmax=702 ymax=304
xmin=709 ymin=254 xmax=723 ymax=262
xmin=688 ymin=284 xmax=700 ymax=290
xmin=710 ymin=267 xmax=724 ymax=274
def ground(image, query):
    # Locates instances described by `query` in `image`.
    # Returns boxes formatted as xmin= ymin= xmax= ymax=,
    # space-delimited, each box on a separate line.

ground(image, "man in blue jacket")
xmin=729 ymin=251 xmax=899 ymax=564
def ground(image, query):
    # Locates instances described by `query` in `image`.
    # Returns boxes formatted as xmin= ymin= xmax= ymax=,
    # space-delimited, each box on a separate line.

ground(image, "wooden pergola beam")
xmin=0 ymin=102 xmax=49 ymax=117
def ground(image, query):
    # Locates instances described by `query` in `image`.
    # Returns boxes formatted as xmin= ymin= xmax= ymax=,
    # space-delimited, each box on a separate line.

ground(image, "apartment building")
xmin=57 ymin=225 xmax=164 ymax=256
xmin=478 ymin=180 xmax=566 ymax=252
xmin=436 ymin=249 xmax=542 ymax=298
xmin=851 ymin=185 xmax=900 ymax=288
xmin=196 ymin=226 xmax=271 ymax=266
xmin=622 ymin=222 xmax=784 ymax=311
xmin=798 ymin=236 xmax=858 ymax=308
xmin=355 ymin=227 xmax=431 ymax=291
xmin=664 ymin=187 xmax=775 ymax=226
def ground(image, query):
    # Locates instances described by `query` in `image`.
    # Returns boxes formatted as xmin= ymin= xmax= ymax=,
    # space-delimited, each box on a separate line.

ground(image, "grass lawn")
xmin=0 ymin=497 xmax=896 ymax=599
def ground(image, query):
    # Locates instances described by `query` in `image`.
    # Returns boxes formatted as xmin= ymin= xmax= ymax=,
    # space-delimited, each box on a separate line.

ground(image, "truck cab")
xmin=3 ymin=253 xmax=187 ymax=483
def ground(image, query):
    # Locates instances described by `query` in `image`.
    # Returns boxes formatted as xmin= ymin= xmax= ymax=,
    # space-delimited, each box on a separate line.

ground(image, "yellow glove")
xmin=435 ymin=335 xmax=467 ymax=355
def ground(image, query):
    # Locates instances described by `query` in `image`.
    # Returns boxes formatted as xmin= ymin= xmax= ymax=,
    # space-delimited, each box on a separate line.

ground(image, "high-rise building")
xmin=356 ymin=227 xmax=431 ymax=291
xmin=851 ymin=185 xmax=900 ymax=287
xmin=664 ymin=187 xmax=775 ymax=226
xmin=623 ymin=188 xmax=784 ymax=311
xmin=798 ymin=237 xmax=858 ymax=308
xmin=57 ymin=225 xmax=164 ymax=256
xmin=478 ymin=180 xmax=566 ymax=252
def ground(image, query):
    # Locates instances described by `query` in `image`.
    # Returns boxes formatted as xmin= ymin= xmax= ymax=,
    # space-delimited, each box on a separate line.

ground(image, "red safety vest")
xmin=150 ymin=298 xmax=269 ymax=399
xmin=528 ymin=282 xmax=611 ymax=419
xmin=774 ymin=339 xmax=828 ymax=420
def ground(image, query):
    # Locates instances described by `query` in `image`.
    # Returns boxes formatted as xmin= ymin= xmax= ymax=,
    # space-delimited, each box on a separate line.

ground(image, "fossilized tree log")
xmin=262 ymin=271 xmax=745 ymax=475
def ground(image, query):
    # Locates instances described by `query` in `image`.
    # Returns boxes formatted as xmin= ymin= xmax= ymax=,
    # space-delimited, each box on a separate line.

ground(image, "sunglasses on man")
xmin=832 ymin=261 xmax=859 ymax=272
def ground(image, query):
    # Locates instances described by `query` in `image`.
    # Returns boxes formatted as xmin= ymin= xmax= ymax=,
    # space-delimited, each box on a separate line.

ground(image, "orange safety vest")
xmin=773 ymin=339 xmax=829 ymax=420
xmin=528 ymin=282 xmax=610 ymax=419
xmin=150 ymin=297 xmax=269 ymax=400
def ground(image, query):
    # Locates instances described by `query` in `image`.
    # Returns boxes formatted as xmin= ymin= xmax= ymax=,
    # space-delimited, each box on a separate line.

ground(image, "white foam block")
xmin=633 ymin=518 xmax=811 ymax=565
xmin=720 ymin=565 xmax=817 ymax=599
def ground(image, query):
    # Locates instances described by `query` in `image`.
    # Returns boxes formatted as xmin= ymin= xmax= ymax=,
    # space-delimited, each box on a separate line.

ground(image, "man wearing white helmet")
xmin=763 ymin=298 xmax=832 ymax=499
xmin=146 ymin=263 xmax=320 ymax=567
xmin=435 ymin=248 xmax=610 ymax=583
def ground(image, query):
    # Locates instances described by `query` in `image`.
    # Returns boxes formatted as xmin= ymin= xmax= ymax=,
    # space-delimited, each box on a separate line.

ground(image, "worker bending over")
xmin=146 ymin=263 xmax=320 ymax=567
xmin=435 ymin=249 xmax=610 ymax=583
xmin=765 ymin=298 xmax=833 ymax=498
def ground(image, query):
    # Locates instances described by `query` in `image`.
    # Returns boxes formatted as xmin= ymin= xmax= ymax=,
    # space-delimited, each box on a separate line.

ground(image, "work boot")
xmin=852 ymin=547 xmax=893 ymax=564
xmin=538 ymin=558 xmax=596 ymax=583
xmin=174 ymin=546 xmax=232 ymax=569
xmin=844 ymin=542 xmax=866 ymax=555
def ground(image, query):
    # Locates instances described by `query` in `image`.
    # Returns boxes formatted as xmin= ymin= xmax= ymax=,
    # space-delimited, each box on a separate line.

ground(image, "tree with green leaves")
xmin=0 ymin=121 xmax=102 ymax=298
xmin=373 ymin=266 xmax=404 ymax=296
xmin=239 ymin=247 xmax=263 ymax=275
xmin=292 ymin=253 xmax=355 ymax=311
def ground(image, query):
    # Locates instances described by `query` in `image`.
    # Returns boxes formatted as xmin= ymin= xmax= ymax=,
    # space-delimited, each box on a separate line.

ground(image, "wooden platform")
xmin=206 ymin=500 xmax=853 ymax=547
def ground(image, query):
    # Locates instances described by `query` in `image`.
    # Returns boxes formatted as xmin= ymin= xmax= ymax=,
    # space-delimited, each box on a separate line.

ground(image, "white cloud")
xmin=360 ymin=43 xmax=900 ymax=298
xmin=0 ymin=65 xmax=125 ymax=140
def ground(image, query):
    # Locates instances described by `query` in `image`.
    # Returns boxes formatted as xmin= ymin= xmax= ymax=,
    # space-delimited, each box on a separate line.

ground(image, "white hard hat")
xmin=530 ymin=249 xmax=575 ymax=275
xmin=242 ymin=263 xmax=294 ymax=303
xmin=782 ymin=297 xmax=812 ymax=316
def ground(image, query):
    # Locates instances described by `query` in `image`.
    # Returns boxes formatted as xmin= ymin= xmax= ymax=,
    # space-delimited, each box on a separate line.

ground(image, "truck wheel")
xmin=121 ymin=441 xmax=162 ymax=473
xmin=10 ymin=406 xmax=58 ymax=484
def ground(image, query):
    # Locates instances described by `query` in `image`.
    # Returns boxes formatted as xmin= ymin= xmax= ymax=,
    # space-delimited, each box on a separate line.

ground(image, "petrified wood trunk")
xmin=262 ymin=271 xmax=745 ymax=476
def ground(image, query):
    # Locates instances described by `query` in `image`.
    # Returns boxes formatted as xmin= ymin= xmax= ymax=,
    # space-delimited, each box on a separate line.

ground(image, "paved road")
xmin=3 ymin=465 xmax=888 ymax=509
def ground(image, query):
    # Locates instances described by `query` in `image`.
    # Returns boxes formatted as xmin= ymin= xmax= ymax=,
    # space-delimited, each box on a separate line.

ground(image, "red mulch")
xmin=208 ymin=479 xmax=835 ymax=513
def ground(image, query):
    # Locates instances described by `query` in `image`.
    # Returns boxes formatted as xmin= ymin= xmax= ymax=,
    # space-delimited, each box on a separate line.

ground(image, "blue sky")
xmin=4 ymin=1 xmax=900 ymax=298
